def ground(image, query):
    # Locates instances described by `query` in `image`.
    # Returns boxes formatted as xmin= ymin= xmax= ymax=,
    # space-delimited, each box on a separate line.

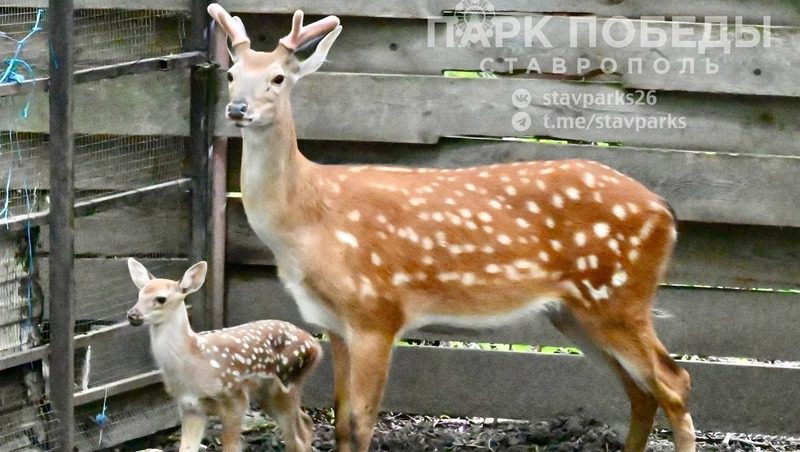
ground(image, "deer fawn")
xmin=126 ymin=258 xmax=321 ymax=452
xmin=207 ymin=4 xmax=695 ymax=452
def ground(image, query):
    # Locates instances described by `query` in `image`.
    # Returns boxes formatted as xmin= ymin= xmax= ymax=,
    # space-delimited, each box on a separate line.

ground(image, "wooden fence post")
xmin=48 ymin=0 xmax=76 ymax=450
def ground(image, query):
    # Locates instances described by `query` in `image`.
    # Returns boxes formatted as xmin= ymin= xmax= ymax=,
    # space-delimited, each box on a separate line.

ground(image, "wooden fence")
xmin=0 ymin=1 xmax=798 ymax=449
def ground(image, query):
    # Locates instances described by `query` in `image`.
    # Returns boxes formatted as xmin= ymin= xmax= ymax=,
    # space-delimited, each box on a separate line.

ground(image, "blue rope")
xmin=1 ymin=9 xmax=45 ymax=119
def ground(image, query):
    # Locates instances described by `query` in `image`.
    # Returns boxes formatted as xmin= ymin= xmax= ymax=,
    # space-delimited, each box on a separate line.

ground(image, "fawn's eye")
xmin=227 ymin=72 xmax=233 ymax=82
xmin=155 ymin=296 xmax=167 ymax=304
xmin=271 ymin=74 xmax=285 ymax=85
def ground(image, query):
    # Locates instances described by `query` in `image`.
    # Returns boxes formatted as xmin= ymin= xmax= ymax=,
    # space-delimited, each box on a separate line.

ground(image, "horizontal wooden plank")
xmin=14 ymin=0 xmax=792 ymax=25
xmin=226 ymin=198 xmax=800 ymax=289
xmin=243 ymin=14 xmax=800 ymax=97
xmin=5 ymin=71 xmax=800 ymax=157
xmin=40 ymin=186 xmax=190 ymax=256
xmin=223 ymin=0 xmax=800 ymax=25
xmin=226 ymin=137 xmax=800 ymax=228
xmin=74 ymin=382 xmax=179 ymax=450
xmin=255 ymin=73 xmax=800 ymax=153
xmin=301 ymin=344 xmax=800 ymax=436
xmin=38 ymin=258 xmax=189 ymax=323
xmin=0 ymin=69 xmax=190 ymax=136
xmin=226 ymin=265 xmax=800 ymax=362
xmin=0 ymin=133 xmax=186 ymax=191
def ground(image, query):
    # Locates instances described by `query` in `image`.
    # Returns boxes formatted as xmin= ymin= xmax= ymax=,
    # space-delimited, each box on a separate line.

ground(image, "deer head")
xmin=207 ymin=4 xmax=341 ymax=127
xmin=126 ymin=258 xmax=207 ymax=326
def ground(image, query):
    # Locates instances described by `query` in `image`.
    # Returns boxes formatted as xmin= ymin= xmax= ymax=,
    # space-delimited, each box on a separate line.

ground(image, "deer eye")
xmin=227 ymin=72 xmax=233 ymax=82
xmin=271 ymin=74 xmax=285 ymax=85
xmin=155 ymin=296 xmax=167 ymax=304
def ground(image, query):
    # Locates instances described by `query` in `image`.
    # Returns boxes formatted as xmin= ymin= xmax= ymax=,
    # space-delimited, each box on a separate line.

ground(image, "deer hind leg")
xmin=330 ymin=332 xmax=353 ymax=452
xmin=343 ymin=330 xmax=395 ymax=452
xmin=259 ymin=380 xmax=313 ymax=452
xmin=549 ymin=308 xmax=658 ymax=452
xmin=552 ymin=301 xmax=695 ymax=452
xmin=218 ymin=391 xmax=248 ymax=452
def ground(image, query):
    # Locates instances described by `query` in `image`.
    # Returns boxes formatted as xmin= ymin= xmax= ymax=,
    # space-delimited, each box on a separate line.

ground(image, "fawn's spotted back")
xmin=197 ymin=320 xmax=320 ymax=390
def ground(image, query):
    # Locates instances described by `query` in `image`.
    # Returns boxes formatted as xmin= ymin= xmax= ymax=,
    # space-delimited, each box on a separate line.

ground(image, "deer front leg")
xmin=330 ymin=332 xmax=353 ymax=452
xmin=218 ymin=390 xmax=248 ymax=452
xmin=345 ymin=330 xmax=395 ymax=452
xmin=178 ymin=409 xmax=207 ymax=452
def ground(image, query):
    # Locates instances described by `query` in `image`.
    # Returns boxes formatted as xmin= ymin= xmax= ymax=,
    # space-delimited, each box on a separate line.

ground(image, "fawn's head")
xmin=126 ymin=258 xmax=207 ymax=326
xmin=208 ymin=4 xmax=341 ymax=128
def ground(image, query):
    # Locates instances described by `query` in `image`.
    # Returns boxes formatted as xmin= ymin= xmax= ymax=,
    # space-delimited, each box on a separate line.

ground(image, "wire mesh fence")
xmin=0 ymin=6 xmax=197 ymax=450
xmin=1 ymin=7 xmax=187 ymax=81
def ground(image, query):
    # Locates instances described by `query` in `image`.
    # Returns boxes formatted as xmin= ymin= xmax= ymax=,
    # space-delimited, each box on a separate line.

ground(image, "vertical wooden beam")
xmin=207 ymin=19 xmax=230 ymax=330
xmin=188 ymin=0 xmax=212 ymax=329
xmin=48 ymin=0 xmax=76 ymax=450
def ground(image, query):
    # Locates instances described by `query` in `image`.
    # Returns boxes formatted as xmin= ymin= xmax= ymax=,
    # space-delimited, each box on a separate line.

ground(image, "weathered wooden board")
xmin=298 ymin=344 xmax=800 ymax=436
xmin=220 ymin=0 xmax=800 ymax=25
xmin=226 ymin=137 xmax=800 ymax=228
xmin=83 ymin=325 xmax=156 ymax=388
xmin=4 ymin=71 xmax=800 ymax=157
xmin=226 ymin=265 xmax=800 ymax=362
xmin=0 ymin=363 xmax=49 ymax=451
xmin=40 ymin=187 xmax=190 ymax=256
xmin=0 ymin=133 xmax=186 ymax=191
xmin=242 ymin=14 xmax=800 ymax=97
xmin=226 ymin=199 xmax=800 ymax=290
xmin=74 ymin=383 xmax=179 ymax=451
xmin=0 ymin=70 xmax=190 ymax=137
xmin=38 ymin=258 xmax=189 ymax=323
xmin=11 ymin=0 xmax=795 ymax=25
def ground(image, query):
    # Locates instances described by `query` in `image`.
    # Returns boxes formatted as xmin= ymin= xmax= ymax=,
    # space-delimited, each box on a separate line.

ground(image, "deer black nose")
xmin=127 ymin=308 xmax=143 ymax=326
xmin=227 ymin=101 xmax=248 ymax=120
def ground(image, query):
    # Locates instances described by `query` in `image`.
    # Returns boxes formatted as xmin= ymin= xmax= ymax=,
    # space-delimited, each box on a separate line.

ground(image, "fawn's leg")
xmin=219 ymin=390 xmax=248 ymax=452
xmin=177 ymin=409 xmax=207 ymax=452
xmin=261 ymin=381 xmax=313 ymax=452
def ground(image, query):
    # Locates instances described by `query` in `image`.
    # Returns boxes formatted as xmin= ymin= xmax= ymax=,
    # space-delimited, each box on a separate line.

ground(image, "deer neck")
xmin=239 ymin=97 xmax=321 ymax=258
xmin=148 ymin=302 xmax=196 ymax=370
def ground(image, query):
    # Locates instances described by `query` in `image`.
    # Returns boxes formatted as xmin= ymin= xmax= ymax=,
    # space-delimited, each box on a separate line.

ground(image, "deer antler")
xmin=207 ymin=3 xmax=251 ymax=52
xmin=279 ymin=10 xmax=340 ymax=51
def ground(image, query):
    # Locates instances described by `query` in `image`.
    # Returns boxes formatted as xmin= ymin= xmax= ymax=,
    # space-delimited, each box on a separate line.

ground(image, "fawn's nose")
xmin=227 ymin=101 xmax=248 ymax=120
xmin=127 ymin=308 xmax=143 ymax=326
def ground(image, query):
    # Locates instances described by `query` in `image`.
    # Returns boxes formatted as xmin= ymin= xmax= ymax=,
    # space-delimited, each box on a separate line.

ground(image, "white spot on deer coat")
xmin=565 ymin=187 xmax=580 ymax=200
xmin=574 ymin=232 xmax=587 ymax=247
xmin=347 ymin=210 xmax=361 ymax=222
xmin=371 ymin=252 xmax=382 ymax=266
xmin=612 ymin=204 xmax=626 ymax=220
xmin=392 ymin=273 xmax=411 ymax=286
xmin=335 ymin=230 xmax=359 ymax=248
xmin=526 ymin=201 xmax=540 ymax=214
xmin=593 ymin=223 xmax=610 ymax=238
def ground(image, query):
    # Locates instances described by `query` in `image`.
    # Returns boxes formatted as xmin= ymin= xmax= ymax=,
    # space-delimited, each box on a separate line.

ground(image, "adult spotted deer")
xmin=207 ymin=4 xmax=695 ymax=451
xmin=126 ymin=259 xmax=321 ymax=452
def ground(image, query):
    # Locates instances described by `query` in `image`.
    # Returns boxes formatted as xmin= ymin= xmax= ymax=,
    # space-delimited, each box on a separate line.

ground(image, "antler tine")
xmin=279 ymin=9 xmax=340 ymax=51
xmin=207 ymin=3 xmax=251 ymax=51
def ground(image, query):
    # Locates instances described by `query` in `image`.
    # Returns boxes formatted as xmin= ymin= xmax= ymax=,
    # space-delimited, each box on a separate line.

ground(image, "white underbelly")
xmin=404 ymin=297 xmax=562 ymax=335
xmin=283 ymin=277 xmax=345 ymax=335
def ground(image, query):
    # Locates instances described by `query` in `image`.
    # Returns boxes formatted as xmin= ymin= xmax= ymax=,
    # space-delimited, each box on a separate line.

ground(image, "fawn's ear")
xmin=179 ymin=261 xmax=208 ymax=294
xmin=128 ymin=258 xmax=153 ymax=290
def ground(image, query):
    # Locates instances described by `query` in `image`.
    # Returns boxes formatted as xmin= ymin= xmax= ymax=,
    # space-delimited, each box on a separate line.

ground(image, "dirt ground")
xmin=116 ymin=409 xmax=800 ymax=452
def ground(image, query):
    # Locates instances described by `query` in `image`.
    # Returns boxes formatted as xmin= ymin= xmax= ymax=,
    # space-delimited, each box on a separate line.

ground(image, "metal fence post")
xmin=48 ymin=0 xmax=76 ymax=450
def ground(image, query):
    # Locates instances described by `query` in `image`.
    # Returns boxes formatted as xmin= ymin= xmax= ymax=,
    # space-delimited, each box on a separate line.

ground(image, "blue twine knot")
xmin=94 ymin=412 xmax=109 ymax=428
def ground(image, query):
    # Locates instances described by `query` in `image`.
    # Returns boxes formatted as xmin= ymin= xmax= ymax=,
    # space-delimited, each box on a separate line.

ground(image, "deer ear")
xmin=295 ymin=25 xmax=342 ymax=79
xmin=128 ymin=258 xmax=153 ymax=290
xmin=179 ymin=261 xmax=208 ymax=294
